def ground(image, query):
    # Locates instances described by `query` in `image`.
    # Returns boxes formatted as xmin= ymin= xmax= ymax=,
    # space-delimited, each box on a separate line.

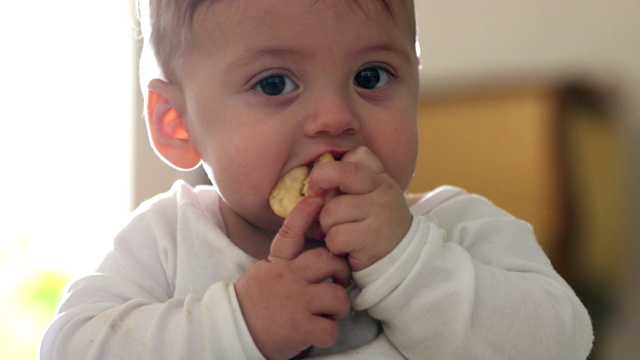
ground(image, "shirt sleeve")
xmin=350 ymin=190 xmax=593 ymax=360
xmin=39 ymin=190 xmax=264 ymax=360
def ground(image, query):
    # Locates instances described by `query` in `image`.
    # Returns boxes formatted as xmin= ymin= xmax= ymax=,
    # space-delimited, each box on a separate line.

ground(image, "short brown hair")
xmin=138 ymin=0 xmax=416 ymax=85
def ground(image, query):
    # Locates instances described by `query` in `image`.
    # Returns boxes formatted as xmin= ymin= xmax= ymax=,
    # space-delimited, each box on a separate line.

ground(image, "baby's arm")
xmin=41 ymin=193 xmax=352 ymax=360
xmin=352 ymin=190 xmax=593 ymax=359
xmin=42 ymin=277 xmax=257 ymax=359
xmin=40 ymin=206 xmax=263 ymax=359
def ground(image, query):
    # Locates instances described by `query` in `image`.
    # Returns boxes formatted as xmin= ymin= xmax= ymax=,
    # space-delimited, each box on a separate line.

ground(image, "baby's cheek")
xmin=387 ymin=146 xmax=418 ymax=190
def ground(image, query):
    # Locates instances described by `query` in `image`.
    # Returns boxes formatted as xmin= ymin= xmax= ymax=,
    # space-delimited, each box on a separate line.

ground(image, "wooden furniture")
xmin=408 ymin=80 xmax=625 ymax=285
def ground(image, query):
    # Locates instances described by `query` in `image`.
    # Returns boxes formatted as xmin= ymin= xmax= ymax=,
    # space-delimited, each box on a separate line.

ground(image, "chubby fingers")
xmin=306 ymin=146 xmax=387 ymax=198
xmin=295 ymin=247 xmax=352 ymax=288
xmin=294 ymin=248 xmax=351 ymax=326
xmin=341 ymin=145 xmax=385 ymax=174
xmin=269 ymin=197 xmax=324 ymax=261
xmin=306 ymin=158 xmax=384 ymax=198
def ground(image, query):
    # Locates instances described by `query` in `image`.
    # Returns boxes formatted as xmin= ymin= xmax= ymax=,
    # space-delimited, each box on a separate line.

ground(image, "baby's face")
xmin=177 ymin=0 xmax=419 ymax=233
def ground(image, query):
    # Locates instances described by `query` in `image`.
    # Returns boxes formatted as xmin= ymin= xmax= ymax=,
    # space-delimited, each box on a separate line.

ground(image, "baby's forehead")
xmin=150 ymin=0 xmax=416 ymax=83
xmin=188 ymin=0 xmax=415 ymax=44
xmin=190 ymin=0 xmax=415 ymax=32
xmin=318 ymin=0 xmax=416 ymax=39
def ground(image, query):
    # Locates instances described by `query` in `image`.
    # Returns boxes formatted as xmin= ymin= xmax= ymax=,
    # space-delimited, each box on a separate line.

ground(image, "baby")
xmin=40 ymin=0 xmax=593 ymax=359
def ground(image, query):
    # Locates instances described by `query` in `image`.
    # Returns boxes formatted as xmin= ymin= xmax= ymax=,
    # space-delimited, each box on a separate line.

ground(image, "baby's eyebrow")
xmin=227 ymin=41 xmax=414 ymax=74
xmin=350 ymin=42 xmax=414 ymax=65
xmin=229 ymin=46 xmax=307 ymax=72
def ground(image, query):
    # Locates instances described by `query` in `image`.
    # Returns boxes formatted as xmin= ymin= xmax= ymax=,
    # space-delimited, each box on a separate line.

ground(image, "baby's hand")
xmin=235 ymin=198 xmax=351 ymax=360
xmin=306 ymin=146 xmax=413 ymax=271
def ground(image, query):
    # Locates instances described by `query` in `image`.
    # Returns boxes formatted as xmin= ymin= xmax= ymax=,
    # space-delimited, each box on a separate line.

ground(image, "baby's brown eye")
xmin=354 ymin=67 xmax=391 ymax=90
xmin=255 ymin=75 xmax=297 ymax=96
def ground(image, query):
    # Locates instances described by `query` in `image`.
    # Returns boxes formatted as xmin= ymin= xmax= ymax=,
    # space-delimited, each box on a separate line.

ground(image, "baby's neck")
xmin=218 ymin=199 xmax=273 ymax=260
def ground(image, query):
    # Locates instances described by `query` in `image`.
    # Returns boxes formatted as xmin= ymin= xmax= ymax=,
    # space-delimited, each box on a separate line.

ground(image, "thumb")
xmin=269 ymin=197 xmax=324 ymax=261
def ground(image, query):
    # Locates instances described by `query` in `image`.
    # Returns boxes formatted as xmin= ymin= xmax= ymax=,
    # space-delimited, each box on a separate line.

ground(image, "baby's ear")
xmin=146 ymin=79 xmax=201 ymax=170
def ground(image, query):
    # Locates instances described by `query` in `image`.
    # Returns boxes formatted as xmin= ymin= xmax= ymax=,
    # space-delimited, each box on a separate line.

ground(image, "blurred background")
xmin=1 ymin=1 xmax=637 ymax=359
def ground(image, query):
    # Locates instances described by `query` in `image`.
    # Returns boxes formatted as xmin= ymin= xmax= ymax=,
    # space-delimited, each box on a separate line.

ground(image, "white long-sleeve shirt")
xmin=40 ymin=181 xmax=593 ymax=359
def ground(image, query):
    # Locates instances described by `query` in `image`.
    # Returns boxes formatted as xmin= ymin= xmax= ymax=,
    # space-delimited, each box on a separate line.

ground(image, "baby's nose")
xmin=302 ymin=91 xmax=360 ymax=137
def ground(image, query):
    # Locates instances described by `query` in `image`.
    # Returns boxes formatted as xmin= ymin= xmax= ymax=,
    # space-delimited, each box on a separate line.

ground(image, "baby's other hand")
xmin=307 ymin=146 xmax=413 ymax=271
xmin=235 ymin=198 xmax=351 ymax=360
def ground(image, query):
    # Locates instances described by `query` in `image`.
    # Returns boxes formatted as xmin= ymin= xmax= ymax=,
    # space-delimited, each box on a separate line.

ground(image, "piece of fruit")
xmin=269 ymin=153 xmax=335 ymax=218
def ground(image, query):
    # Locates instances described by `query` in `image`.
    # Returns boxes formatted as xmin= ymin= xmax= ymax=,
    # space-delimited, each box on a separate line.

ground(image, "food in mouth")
xmin=269 ymin=153 xmax=336 ymax=218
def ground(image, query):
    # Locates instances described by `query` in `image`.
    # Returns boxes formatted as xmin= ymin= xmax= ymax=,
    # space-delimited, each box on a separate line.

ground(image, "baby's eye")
xmin=254 ymin=74 xmax=298 ymax=96
xmin=353 ymin=67 xmax=392 ymax=90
